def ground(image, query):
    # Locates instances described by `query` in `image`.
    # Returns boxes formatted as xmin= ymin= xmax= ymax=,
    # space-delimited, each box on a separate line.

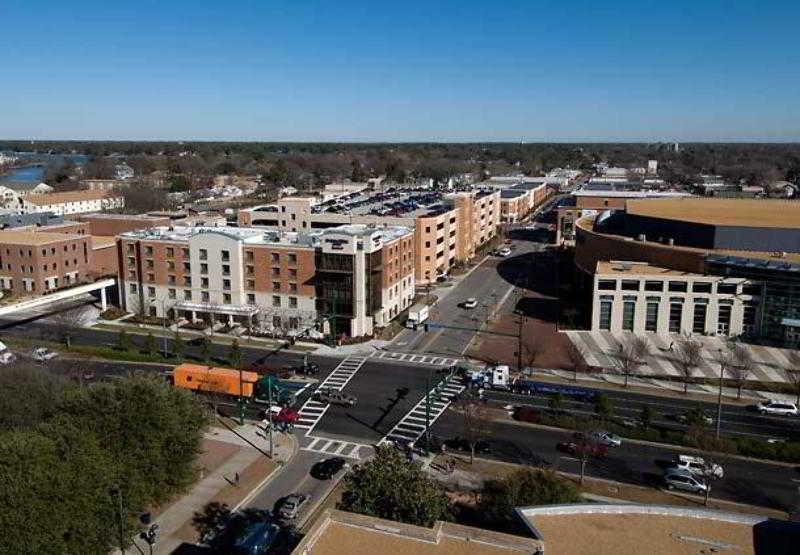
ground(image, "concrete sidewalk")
xmin=127 ymin=424 xmax=296 ymax=555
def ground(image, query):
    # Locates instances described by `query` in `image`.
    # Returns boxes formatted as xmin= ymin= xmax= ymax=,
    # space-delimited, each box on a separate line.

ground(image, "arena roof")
xmin=626 ymin=198 xmax=800 ymax=229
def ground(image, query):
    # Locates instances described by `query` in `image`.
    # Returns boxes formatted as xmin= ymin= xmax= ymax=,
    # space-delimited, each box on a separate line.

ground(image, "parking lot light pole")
xmin=424 ymin=372 xmax=431 ymax=455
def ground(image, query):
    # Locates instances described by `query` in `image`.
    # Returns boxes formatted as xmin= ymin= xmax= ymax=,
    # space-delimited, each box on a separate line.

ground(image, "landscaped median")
xmin=509 ymin=402 xmax=800 ymax=465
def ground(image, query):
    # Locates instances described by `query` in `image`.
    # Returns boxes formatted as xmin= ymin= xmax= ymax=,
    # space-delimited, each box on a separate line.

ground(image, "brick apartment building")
xmin=238 ymin=189 xmax=501 ymax=283
xmin=117 ymin=224 xmax=414 ymax=337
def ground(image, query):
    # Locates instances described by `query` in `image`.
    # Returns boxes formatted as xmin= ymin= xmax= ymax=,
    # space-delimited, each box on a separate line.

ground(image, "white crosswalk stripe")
xmin=294 ymin=356 xmax=367 ymax=431
xmin=369 ymin=350 xmax=460 ymax=367
xmin=565 ymin=330 xmax=795 ymax=384
xmin=379 ymin=376 xmax=465 ymax=446
xmin=302 ymin=436 xmax=371 ymax=459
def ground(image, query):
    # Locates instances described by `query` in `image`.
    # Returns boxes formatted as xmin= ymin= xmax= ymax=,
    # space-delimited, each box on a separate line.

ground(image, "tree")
xmin=479 ymin=469 xmax=580 ymax=529
xmin=639 ymin=405 xmax=655 ymax=429
xmin=117 ymin=330 xmax=132 ymax=352
xmin=698 ymin=459 xmax=722 ymax=507
xmin=611 ymin=336 xmax=650 ymax=387
xmin=228 ymin=339 xmax=243 ymax=369
xmin=338 ymin=446 xmax=450 ymax=527
xmin=51 ymin=307 xmax=90 ymax=349
xmin=675 ymin=336 xmax=704 ymax=394
xmin=565 ymin=341 xmax=586 ymax=381
xmin=727 ymin=343 xmax=755 ymax=399
xmin=172 ymin=329 xmax=185 ymax=361
xmin=200 ymin=336 xmax=211 ymax=363
xmin=522 ymin=334 xmax=542 ymax=369
xmin=0 ymin=363 xmax=68 ymax=430
xmin=144 ymin=333 xmax=158 ymax=357
xmin=594 ymin=393 xmax=614 ymax=421
xmin=783 ymin=351 xmax=800 ymax=405
xmin=452 ymin=393 xmax=492 ymax=464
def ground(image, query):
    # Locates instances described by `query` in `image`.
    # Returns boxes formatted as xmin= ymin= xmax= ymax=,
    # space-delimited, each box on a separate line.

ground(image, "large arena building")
xmin=574 ymin=198 xmax=800 ymax=346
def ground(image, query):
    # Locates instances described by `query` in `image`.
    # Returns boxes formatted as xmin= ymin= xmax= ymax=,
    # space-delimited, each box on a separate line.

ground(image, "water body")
xmin=0 ymin=152 xmax=90 ymax=184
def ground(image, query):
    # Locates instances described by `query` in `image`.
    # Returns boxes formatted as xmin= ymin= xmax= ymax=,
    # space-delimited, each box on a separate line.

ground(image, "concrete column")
xmin=100 ymin=287 xmax=107 ymax=311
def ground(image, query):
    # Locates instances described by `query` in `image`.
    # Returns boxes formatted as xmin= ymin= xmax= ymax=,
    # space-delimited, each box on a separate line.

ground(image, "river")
xmin=0 ymin=153 xmax=90 ymax=184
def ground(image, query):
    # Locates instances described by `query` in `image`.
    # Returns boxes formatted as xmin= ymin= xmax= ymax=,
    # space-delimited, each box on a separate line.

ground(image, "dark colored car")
xmin=294 ymin=361 xmax=320 ymax=375
xmin=311 ymin=457 xmax=347 ymax=480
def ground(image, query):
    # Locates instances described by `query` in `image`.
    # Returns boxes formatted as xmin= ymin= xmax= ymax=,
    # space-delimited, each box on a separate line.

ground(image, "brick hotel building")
xmin=117 ymin=224 xmax=414 ymax=337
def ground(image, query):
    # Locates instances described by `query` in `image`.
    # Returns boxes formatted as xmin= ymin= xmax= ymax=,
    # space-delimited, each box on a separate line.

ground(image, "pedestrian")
xmin=668 ymin=341 xmax=674 ymax=351
xmin=234 ymin=472 xmax=240 ymax=486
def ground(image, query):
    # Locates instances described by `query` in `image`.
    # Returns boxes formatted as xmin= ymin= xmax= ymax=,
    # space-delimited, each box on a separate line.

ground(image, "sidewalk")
xmin=128 ymin=424 xmax=296 ymax=555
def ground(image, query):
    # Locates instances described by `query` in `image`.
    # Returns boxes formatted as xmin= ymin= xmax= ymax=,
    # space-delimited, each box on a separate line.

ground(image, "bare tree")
xmin=522 ymin=335 xmax=542 ymax=369
xmin=611 ymin=335 xmax=650 ymax=388
xmin=50 ymin=307 xmax=92 ymax=349
xmin=784 ymin=351 xmax=800 ymax=406
xmin=729 ymin=343 xmax=755 ymax=399
xmin=452 ymin=393 xmax=493 ymax=464
xmin=699 ymin=459 xmax=723 ymax=507
xmin=675 ymin=336 xmax=704 ymax=394
xmin=565 ymin=341 xmax=586 ymax=382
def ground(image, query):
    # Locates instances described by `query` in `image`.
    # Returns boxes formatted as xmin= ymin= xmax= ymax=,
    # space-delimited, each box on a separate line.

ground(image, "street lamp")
xmin=716 ymin=348 xmax=725 ymax=439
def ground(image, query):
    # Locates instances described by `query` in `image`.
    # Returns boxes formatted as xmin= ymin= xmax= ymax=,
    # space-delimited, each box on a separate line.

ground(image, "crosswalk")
xmin=566 ymin=330 xmax=792 ymax=383
xmin=379 ymin=375 xmax=465 ymax=447
xmin=301 ymin=436 xmax=371 ymax=459
xmin=295 ymin=356 xmax=367 ymax=431
xmin=369 ymin=350 xmax=460 ymax=367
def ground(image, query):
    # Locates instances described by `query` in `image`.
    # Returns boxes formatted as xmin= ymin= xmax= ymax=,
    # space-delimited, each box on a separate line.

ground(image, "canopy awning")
xmin=173 ymin=301 xmax=259 ymax=317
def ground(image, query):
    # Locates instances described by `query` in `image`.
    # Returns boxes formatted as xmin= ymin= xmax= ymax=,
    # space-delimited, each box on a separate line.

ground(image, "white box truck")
xmin=406 ymin=304 xmax=430 ymax=329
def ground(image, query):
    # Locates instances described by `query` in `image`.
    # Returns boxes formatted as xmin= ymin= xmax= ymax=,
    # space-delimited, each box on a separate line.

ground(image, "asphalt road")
xmin=431 ymin=410 xmax=800 ymax=512
xmin=485 ymin=386 xmax=800 ymax=442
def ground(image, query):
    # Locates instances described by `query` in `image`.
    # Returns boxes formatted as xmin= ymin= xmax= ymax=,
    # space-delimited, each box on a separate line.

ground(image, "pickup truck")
xmin=313 ymin=388 xmax=357 ymax=407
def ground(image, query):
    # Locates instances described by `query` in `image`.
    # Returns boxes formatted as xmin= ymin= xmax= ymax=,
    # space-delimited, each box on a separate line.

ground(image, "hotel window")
xmin=183 ymin=276 xmax=192 ymax=286
xmin=222 ymin=264 xmax=230 ymax=276
xmin=223 ymin=293 xmax=231 ymax=303
xmin=201 ymin=291 xmax=209 ymax=302
xmin=223 ymin=279 xmax=231 ymax=290
xmin=288 ymin=253 xmax=297 ymax=265
xmin=168 ymin=288 xmax=176 ymax=299
xmin=168 ymin=275 xmax=176 ymax=285
xmin=127 ymin=244 xmax=134 ymax=254
xmin=166 ymin=247 xmax=174 ymax=258
xmin=272 ymin=267 xmax=280 ymax=277
xmin=692 ymin=282 xmax=712 ymax=293
xmin=272 ymin=295 xmax=281 ymax=308
xmin=128 ymin=270 xmax=136 ymax=280
xmin=273 ymin=281 xmax=281 ymax=292
xmin=718 ymin=283 xmax=738 ymax=295
xmin=221 ymin=250 xmax=230 ymax=262
xmin=247 ymin=294 xmax=256 ymax=305
xmin=246 ymin=265 xmax=254 ymax=275
xmin=692 ymin=300 xmax=708 ymax=334
xmin=668 ymin=281 xmax=687 ymax=293
xmin=129 ymin=284 xmax=137 ymax=294
xmin=621 ymin=280 xmax=639 ymax=291
xmin=245 ymin=251 xmax=254 ymax=262
xmin=167 ymin=261 xmax=175 ymax=271
xmin=147 ymin=273 xmax=155 ymax=282
xmin=743 ymin=300 xmax=759 ymax=335
xmin=201 ymin=277 xmax=209 ymax=288
xmin=146 ymin=259 xmax=154 ymax=269
xmin=273 ymin=316 xmax=282 ymax=329
xmin=622 ymin=296 xmax=636 ymax=331
xmin=184 ymin=290 xmax=192 ymax=300
xmin=668 ymin=298 xmax=683 ymax=333
xmin=182 ymin=248 xmax=189 ymax=258
xmin=147 ymin=287 xmax=155 ymax=298
xmin=199 ymin=249 xmax=207 ymax=260
xmin=271 ymin=253 xmax=279 ymax=263
xmin=717 ymin=301 xmax=733 ymax=335
xmin=645 ymin=298 xmax=659 ymax=332
xmin=145 ymin=246 xmax=153 ymax=256
xmin=201 ymin=263 xmax=208 ymax=274
xmin=246 ymin=279 xmax=255 ymax=290
xmin=598 ymin=295 xmax=613 ymax=331
xmin=644 ymin=281 xmax=663 ymax=292
xmin=183 ymin=262 xmax=191 ymax=272
xmin=289 ymin=283 xmax=297 ymax=293
xmin=289 ymin=268 xmax=297 ymax=278
xmin=289 ymin=297 xmax=298 ymax=308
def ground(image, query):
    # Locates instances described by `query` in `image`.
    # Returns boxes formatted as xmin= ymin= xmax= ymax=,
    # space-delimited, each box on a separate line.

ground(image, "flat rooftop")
xmin=626 ymin=198 xmax=800 ymax=229
xmin=0 ymin=230 xmax=84 ymax=245
xmin=595 ymin=260 xmax=698 ymax=277
xmin=294 ymin=510 xmax=542 ymax=555
xmin=519 ymin=504 xmax=778 ymax=555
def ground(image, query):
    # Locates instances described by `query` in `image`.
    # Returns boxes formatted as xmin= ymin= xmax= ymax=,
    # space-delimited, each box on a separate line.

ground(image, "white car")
xmin=462 ymin=298 xmax=478 ymax=309
xmin=496 ymin=247 xmax=512 ymax=257
xmin=590 ymin=431 xmax=622 ymax=447
xmin=669 ymin=454 xmax=724 ymax=479
xmin=32 ymin=347 xmax=58 ymax=362
xmin=757 ymin=400 xmax=799 ymax=417
xmin=0 ymin=351 xmax=16 ymax=365
xmin=664 ymin=470 xmax=709 ymax=494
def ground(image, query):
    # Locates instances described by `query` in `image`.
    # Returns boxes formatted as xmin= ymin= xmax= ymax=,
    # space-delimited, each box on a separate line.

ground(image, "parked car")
xmin=663 ymin=470 xmax=709 ymax=494
xmin=0 ymin=351 xmax=17 ymax=365
xmin=313 ymin=387 xmax=357 ymax=407
xmin=668 ymin=454 xmax=724 ymax=479
xmin=673 ymin=408 xmax=714 ymax=426
xmin=462 ymin=298 xmax=478 ymax=309
xmin=277 ymin=493 xmax=309 ymax=520
xmin=496 ymin=247 xmax=512 ymax=257
xmin=311 ymin=457 xmax=347 ymax=480
xmin=557 ymin=441 xmax=608 ymax=458
xmin=32 ymin=347 xmax=57 ymax=362
xmin=294 ymin=361 xmax=320 ymax=375
xmin=756 ymin=400 xmax=799 ymax=416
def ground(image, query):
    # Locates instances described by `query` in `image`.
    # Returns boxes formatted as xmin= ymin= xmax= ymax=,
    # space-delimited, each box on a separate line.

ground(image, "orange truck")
xmin=173 ymin=363 xmax=258 ymax=397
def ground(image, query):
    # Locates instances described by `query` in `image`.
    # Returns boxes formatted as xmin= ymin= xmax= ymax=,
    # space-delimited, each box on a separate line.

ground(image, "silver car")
xmin=664 ymin=470 xmax=708 ymax=494
xmin=278 ymin=493 xmax=309 ymax=520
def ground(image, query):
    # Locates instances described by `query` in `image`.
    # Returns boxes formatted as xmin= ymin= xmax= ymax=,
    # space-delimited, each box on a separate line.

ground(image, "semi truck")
xmin=465 ymin=364 xmax=510 ymax=390
xmin=173 ymin=363 xmax=298 ymax=406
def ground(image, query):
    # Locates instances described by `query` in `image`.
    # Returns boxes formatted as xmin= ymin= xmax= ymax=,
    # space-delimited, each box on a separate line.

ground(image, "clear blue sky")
xmin=2 ymin=0 xmax=799 ymax=141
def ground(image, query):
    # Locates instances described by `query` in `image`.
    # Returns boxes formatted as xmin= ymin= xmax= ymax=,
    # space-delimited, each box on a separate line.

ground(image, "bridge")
xmin=0 ymin=278 xmax=116 ymax=318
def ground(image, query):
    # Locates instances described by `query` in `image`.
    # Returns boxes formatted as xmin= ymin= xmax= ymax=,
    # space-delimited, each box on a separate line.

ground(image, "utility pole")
xmin=111 ymin=487 xmax=125 ymax=554
xmin=268 ymin=382 xmax=274 ymax=458
xmin=424 ymin=372 xmax=431 ymax=455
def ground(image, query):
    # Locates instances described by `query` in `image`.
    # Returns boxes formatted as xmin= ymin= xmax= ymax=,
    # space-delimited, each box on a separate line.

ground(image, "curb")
xmin=232 ymin=433 xmax=300 ymax=512
xmin=493 ymin=416 xmax=798 ymax=468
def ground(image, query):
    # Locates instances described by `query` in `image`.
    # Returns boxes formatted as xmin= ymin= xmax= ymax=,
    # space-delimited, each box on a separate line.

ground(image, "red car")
xmin=262 ymin=407 xmax=300 ymax=426
xmin=557 ymin=441 xmax=608 ymax=458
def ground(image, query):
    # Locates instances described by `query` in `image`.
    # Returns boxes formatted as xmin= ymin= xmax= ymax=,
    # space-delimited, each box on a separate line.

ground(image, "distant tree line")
xmin=0 ymin=365 xmax=208 ymax=553
xmin=6 ymin=141 xmax=800 ymax=194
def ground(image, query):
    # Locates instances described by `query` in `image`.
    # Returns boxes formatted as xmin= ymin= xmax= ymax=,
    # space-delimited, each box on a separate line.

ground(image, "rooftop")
xmin=0 ymin=230 xmax=83 ymax=246
xmin=293 ymin=510 xmax=542 ymax=555
xmin=26 ymin=190 xmax=121 ymax=205
xmin=573 ymin=189 xmax=690 ymax=198
xmin=518 ymin=504 xmax=787 ymax=555
xmin=626 ymin=198 xmax=800 ymax=229
xmin=595 ymin=260 xmax=698 ymax=277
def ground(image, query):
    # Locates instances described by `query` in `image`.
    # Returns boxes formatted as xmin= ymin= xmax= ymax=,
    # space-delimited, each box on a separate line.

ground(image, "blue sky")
xmin=2 ymin=0 xmax=799 ymax=141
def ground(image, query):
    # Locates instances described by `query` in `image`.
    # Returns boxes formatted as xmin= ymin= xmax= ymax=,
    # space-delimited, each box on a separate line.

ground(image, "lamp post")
xmin=716 ymin=348 xmax=725 ymax=440
xmin=110 ymin=487 xmax=125 ymax=554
